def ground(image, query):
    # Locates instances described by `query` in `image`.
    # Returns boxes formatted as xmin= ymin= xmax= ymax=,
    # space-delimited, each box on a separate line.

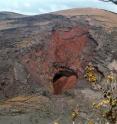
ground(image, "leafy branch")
xmin=99 ymin=0 xmax=117 ymax=4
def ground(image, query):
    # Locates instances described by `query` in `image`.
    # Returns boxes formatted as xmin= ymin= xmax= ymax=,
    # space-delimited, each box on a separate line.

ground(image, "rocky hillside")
xmin=0 ymin=8 xmax=117 ymax=99
xmin=0 ymin=8 xmax=117 ymax=124
xmin=0 ymin=11 xmax=26 ymax=20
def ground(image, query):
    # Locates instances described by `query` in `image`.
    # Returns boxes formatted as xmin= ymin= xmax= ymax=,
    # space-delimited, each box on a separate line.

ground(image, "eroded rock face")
xmin=14 ymin=61 xmax=27 ymax=83
xmin=53 ymin=75 xmax=77 ymax=94
xmin=21 ymin=25 xmax=96 ymax=94
xmin=0 ymin=8 xmax=117 ymax=98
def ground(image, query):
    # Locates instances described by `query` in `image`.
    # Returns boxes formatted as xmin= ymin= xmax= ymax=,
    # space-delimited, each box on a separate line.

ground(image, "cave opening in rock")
xmin=52 ymin=68 xmax=78 ymax=94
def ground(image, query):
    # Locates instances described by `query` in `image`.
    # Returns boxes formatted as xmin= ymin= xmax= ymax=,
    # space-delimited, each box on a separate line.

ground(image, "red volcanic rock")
xmin=53 ymin=76 xmax=66 ymax=94
xmin=21 ymin=26 xmax=91 ymax=94
xmin=50 ymin=27 xmax=88 ymax=68
xmin=53 ymin=75 xmax=77 ymax=94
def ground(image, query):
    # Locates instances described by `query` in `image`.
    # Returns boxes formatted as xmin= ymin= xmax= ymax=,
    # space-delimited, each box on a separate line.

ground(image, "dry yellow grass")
xmin=0 ymin=95 xmax=49 ymax=112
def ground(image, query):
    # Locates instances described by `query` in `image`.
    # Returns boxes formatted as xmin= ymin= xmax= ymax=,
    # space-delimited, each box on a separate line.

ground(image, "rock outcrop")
xmin=0 ymin=8 xmax=117 ymax=98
